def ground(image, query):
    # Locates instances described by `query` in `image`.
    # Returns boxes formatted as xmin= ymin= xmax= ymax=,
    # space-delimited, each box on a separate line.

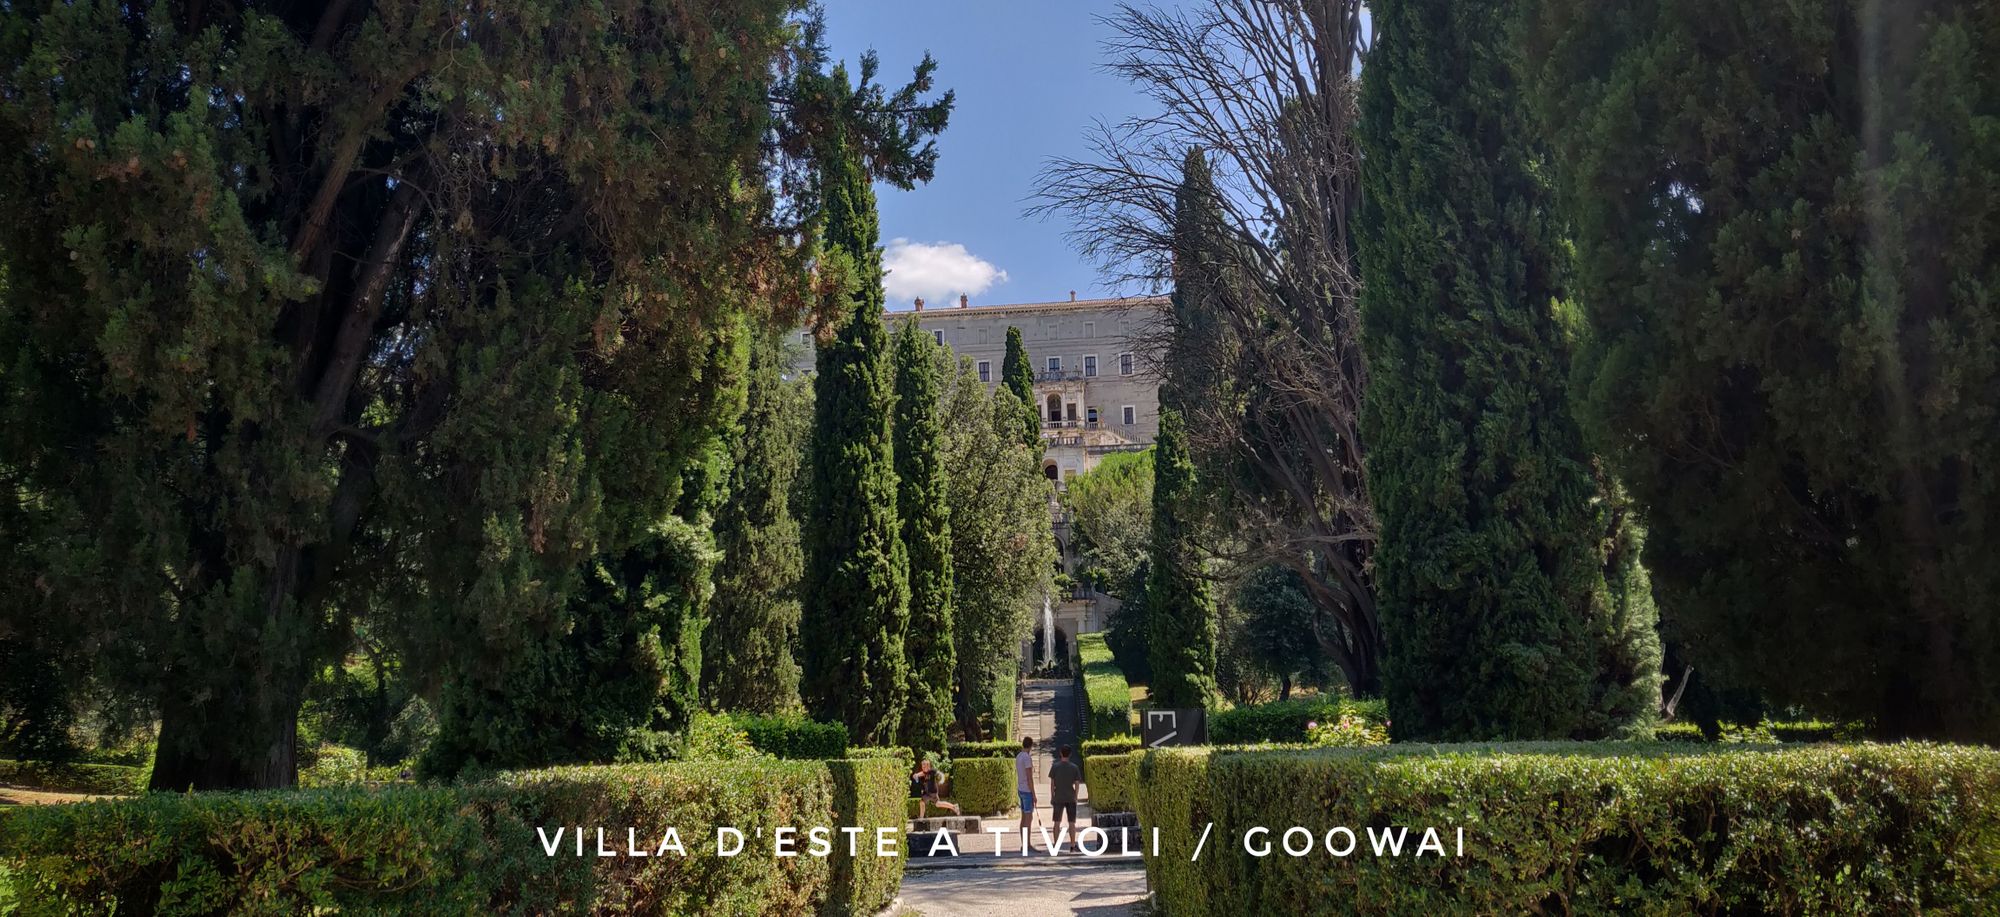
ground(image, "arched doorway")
xmin=1045 ymin=393 xmax=1062 ymax=423
xmin=1043 ymin=461 xmax=1059 ymax=482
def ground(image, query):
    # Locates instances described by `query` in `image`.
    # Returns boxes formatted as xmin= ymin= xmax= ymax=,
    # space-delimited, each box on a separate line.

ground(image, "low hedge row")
xmin=0 ymin=759 xmax=146 ymax=795
xmin=1208 ymin=695 xmax=1387 ymax=745
xmin=945 ymin=757 xmax=1017 ymax=816
xmin=1077 ymin=633 xmax=1134 ymax=739
xmin=1081 ymin=736 xmax=1140 ymax=757
xmin=945 ymin=740 xmax=1019 ymax=759
xmin=1134 ymin=742 xmax=2000 ymax=914
xmin=729 ymin=715 xmax=849 ymax=760
xmin=1 ymin=757 xmax=906 ymax=916
xmin=1651 ymin=720 xmax=1860 ymax=744
xmin=1082 ymin=750 xmax=1139 ymax=814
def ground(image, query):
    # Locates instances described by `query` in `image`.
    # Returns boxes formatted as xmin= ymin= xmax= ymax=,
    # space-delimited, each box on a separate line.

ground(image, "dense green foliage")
xmin=802 ymin=126 xmax=910 ymax=748
xmin=1208 ymin=696 xmax=1389 ymax=745
xmin=1135 ymin=742 xmax=2000 ymax=914
xmin=891 ymin=322 xmax=957 ymax=755
xmin=1221 ymin=567 xmax=1336 ymax=702
xmin=726 ymin=714 xmax=849 ymax=760
xmin=941 ymin=757 xmax=1016 ymax=817
xmin=1358 ymin=0 xmax=1660 ymax=741
xmin=0 ymin=760 xmax=145 ymax=796
xmin=1080 ymin=750 xmax=1140 ymax=814
xmin=0 ymin=758 xmax=907 ymax=915
xmin=1078 ymin=634 xmax=1134 ymax=739
xmin=938 ymin=357 xmax=1054 ymax=740
xmin=0 ymin=1 xmax=949 ymax=788
xmin=943 ymin=741 xmax=1020 ymax=759
xmin=1146 ymin=410 xmax=1217 ymax=709
xmin=705 ymin=330 xmax=810 ymax=714
xmin=1061 ymin=449 xmax=1153 ymax=594
xmin=998 ymin=327 xmax=1041 ymax=450
xmin=1523 ymin=1 xmax=2000 ymax=741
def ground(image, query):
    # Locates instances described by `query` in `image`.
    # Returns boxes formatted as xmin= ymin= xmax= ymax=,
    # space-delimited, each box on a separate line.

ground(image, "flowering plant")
xmin=1306 ymin=713 xmax=1390 ymax=747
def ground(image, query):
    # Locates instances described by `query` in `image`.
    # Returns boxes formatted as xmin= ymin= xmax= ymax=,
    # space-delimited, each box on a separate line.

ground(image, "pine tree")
xmin=1145 ymin=409 xmax=1217 ymax=709
xmin=1525 ymin=0 xmax=2000 ymax=741
xmin=999 ymin=326 xmax=1042 ymax=450
xmin=1356 ymin=0 xmax=1658 ymax=740
xmin=801 ymin=121 xmax=910 ymax=747
xmin=703 ymin=328 xmax=808 ymax=714
xmin=892 ymin=321 xmax=957 ymax=753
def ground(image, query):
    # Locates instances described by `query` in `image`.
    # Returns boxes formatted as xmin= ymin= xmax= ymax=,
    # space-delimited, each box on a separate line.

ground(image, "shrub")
xmin=730 ymin=715 xmax=849 ymax=760
xmin=0 ymin=760 xmax=144 ymax=795
xmin=1078 ymin=633 xmax=1134 ymax=739
xmin=1208 ymin=696 xmax=1387 ymax=744
xmin=845 ymin=746 xmax=913 ymax=767
xmin=0 ymin=757 xmax=907 ymax=916
xmin=945 ymin=740 xmax=1019 ymax=759
xmin=1081 ymin=736 xmax=1140 ymax=757
xmin=1134 ymin=742 xmax=2000 ymax=915
xmin=945 ymin=757 xmax=1016 ymax=816
xmin=1305 ymin=713 xmax=1389 ymax=748
xmin=1083 ymin=751 xmax=1140 ymax=814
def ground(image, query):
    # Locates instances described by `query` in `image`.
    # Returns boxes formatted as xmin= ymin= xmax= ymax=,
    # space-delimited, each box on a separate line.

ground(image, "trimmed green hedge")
xmin=1134 ymin=742 xmax=2000 ymax=914
xmin=1082 ymin=751 xmax=1139 ymax=814
xmin=0 ymin=760 xmax=145 ymax=795
xmin=946 ymin=757 xmax=1016 ymax=816
xmin=1651 ymin=720 xmax=1862 ymax=744
xmin=1078 ymin=633 xmax=1134 ymax=739
xmin=1208 ymin=695 xmax=1387 ymax=745
xmin=1082 ymin=736 xmax=1140 ymax=757
xmin=945 ymin=740 xmax=1020 ymax=759
xmin=1 ymin=757 xmax=906 ymax=915
xmin=730 ymin=715 xmax=849 ymax=760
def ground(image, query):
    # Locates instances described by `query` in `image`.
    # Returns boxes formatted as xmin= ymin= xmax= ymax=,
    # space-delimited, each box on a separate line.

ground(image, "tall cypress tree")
xmin=801 ymin=123 xmax=910 ymax=746
xmin=1146 ymin=409 xmax=1217 ymax=709
xmin=892 ymin=322 xmax=957 ymax=753
xmin=1357 ymin=0 xmax=1659 ymax=740
xmin=999 ymin=326 xmax=1042 ymax=450
xmin=704 ymin=328 xmax=807 ymax=714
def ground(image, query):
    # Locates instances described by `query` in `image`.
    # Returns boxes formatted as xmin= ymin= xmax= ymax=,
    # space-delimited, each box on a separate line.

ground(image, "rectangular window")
xmin=1084 ymin=321 xmax=1096 ymax=338
xmin=932 ymin=329 xmax=944 ymax=345
xmin=1047 ymin=356 xmax=1062 ymax=373
xmin=1118 ymin=352 xmax=1135 ymax=375
xmin=801 ymin=331 xmax=813 ymax=346
xmin=1122 ymin=405 xmax=1136 ymax=425
xmin=1083 ymin=354 xmax=1098 ymax=377
xmin=977 ymin=360 xmax=992 ymax=383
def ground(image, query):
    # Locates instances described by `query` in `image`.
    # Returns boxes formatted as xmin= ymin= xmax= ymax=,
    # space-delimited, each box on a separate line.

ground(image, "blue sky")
xmin=821 ymin=1 xmax=1152 ymax=309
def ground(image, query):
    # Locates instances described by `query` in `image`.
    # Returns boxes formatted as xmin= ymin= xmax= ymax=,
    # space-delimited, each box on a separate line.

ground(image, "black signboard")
xmin=1142 ymin=708 xmax=1207 ymax=747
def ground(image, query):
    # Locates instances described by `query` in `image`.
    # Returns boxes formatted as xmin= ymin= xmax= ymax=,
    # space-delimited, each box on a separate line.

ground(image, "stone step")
xmin=909 ymin=815 xmax=985 ymax=834
xmin=1093 ymin=811 xmax=1138 ymax=829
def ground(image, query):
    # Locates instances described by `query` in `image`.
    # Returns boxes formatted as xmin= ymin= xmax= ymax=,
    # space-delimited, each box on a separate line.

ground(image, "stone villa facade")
xmin=793 ymin=292 xmax=1170 ymax=664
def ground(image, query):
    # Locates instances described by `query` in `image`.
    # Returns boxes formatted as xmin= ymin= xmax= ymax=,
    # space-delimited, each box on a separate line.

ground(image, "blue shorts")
xmin=1018 ymin=790 xmax=1036 ymax=811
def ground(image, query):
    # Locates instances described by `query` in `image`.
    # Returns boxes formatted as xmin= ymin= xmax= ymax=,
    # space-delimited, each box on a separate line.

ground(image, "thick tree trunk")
xmin=149 ymin=685 xmax=302 ymax=791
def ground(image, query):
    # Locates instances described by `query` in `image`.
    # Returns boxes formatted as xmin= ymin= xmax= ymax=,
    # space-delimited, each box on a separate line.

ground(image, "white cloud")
xmin=881 ymin=238 xmax=1009 ymax=305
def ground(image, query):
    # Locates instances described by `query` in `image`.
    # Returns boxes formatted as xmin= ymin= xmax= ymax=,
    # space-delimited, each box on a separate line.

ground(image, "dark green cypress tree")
xmin=704 ymin=328 xmax=807 ymax=714
xmin=801 ymin=123 xmax=910 ymax=747
xmin=999 ymin=326 xmax=1042 ymax=450
xmin=892 ymin=321 xmax=957 ymax=753
xmin=1525 ymin=0 xmax=2000 ymax=740
xmin=1357 ymin=0 xmax=1659 ymax=740
xmin=1145 ymin=409 xmax=1217 ymax=709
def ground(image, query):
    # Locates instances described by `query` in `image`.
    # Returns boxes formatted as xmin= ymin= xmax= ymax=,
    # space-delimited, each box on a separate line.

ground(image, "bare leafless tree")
xmin=1030 ymin=0 xmax=1382 ymax=693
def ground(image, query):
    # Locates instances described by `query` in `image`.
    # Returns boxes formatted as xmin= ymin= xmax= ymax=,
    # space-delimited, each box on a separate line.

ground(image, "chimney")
xmin=959 ymin=293 xmax=969 ymax=309
xmin=914 ymin=297 xmax=924 ymax=312
xmin=1069 ymin=290 xmax=1077 ymax=302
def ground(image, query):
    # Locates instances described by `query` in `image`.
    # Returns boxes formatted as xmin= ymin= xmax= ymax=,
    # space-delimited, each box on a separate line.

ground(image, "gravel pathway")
xmin=895 ymin=863 xmax=1148 ymax=917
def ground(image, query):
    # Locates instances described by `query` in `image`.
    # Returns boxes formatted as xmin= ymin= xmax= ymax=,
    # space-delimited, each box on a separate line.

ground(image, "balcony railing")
xmin=1041 ymin=419 xmax=1105 ymax=431
xmin=1035 ymin=368 xmax=1085 ymax=382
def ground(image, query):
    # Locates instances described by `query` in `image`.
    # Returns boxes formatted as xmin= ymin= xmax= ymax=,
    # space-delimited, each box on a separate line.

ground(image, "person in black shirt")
xmin=912 ymin=758 xmax=961 ymax=819
xmin=1048 ymin=745 xmax=1083 ymax=838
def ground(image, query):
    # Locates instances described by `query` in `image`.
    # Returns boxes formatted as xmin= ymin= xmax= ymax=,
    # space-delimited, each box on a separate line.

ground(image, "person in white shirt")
xmin=1015 ymin=736 xmax=1036 ymax=838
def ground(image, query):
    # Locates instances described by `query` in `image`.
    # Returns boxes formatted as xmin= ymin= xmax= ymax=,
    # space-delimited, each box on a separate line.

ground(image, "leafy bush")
xmin=1083 ymin=751 xmax=1140 ymax=814
xmin=1208 ymin=695 xmax=1386 ymax=744
xmin=1650 ymin=720 xmax=1865 ymax=744
xmin=1081 ymin=736 xmax=1140 ymax=757
xmin=729 ymin=715 xmax=848 ymax=760
xmin=1134 ymin=742 xmax=2000 ymax=914
xmin=1305 ymin=713 xmax=1389 ymax=748
xmin=1078 ymin=633 xmax=1134 ymax=739
xmin=845 ymin=746 xmax=914 ymax=766
xmin=1 ymin=757 xmax=907 ymax=915
xmin=946 ymin=740 xmax=1020 ymax=759
xmin=945 ymin=757 xmax=1016 ymax=816
xmin=0 ymin=760 xmax=144 ymax=795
